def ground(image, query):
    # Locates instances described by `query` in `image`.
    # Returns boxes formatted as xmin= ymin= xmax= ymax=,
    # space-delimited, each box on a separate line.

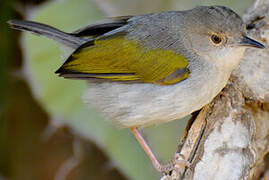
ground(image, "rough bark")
xmin=162 ymin=1 xmax=269 ymax=180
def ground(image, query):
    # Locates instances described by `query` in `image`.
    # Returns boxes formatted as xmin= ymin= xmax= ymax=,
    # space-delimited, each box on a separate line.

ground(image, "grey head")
xmin=182 ymin=6 xmax=265 ymax=70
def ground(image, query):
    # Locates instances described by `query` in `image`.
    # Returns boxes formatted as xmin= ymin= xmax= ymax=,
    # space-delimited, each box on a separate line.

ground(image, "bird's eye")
xmin=211 ymin=34 xmax=222 ymax=44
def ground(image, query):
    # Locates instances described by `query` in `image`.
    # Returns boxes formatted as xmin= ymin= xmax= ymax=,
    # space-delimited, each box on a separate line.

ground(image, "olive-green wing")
xmin=56 ymin=34 xmax=189 ymax=85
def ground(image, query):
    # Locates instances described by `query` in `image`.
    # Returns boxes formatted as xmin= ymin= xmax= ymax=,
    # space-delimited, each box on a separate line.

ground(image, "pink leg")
xmin=130 ymin=127 xmax=192 ymax=173
xmin=130 ymin=127 xmax=163 ymax=171
xmin=131 ymin=127 xmax=191 ymax=172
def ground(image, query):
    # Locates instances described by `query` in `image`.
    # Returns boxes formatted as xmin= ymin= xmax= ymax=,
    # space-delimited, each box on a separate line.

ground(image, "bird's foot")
xmin=173 ymin=153 xmax=191 ymax=170
xmin=160 ymin=153 xmax=192 ymax=180
xmin=157 ymin=153 xmax=191 ymax=173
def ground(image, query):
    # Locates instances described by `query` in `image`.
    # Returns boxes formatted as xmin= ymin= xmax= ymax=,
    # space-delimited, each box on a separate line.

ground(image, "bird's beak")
xmin=240 ymin=36 xmax=265 ymax=49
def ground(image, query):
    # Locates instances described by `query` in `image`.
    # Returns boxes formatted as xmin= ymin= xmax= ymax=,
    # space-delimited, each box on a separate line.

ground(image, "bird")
xmin=8 ymin=5 xmax=265 ymax=173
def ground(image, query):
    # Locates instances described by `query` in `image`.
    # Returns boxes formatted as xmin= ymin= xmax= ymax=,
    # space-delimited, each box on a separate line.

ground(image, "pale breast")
xmin=82 ymin=58 xmax=231 ymax=128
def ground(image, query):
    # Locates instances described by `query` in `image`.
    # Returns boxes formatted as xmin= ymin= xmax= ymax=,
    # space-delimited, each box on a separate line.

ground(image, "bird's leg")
xmin=130 ymin=127 xmax=163 ymax=171
xmin=130 ymin=127 xmax=190 ymax=173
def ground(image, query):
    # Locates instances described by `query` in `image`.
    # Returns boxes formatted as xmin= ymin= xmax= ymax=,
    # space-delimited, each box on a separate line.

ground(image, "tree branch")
xmin=162 ymin=1 xmax=269 ymax=179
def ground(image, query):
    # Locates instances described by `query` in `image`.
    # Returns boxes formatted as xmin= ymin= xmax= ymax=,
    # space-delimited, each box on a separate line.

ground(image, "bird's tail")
xmin=8 ymin=20 xmax=87 ymax=49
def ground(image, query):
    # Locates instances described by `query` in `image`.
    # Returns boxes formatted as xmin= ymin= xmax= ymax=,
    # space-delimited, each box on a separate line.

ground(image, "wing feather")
xmin=56 ymin=35 xmax=189 ymax=85
xmin=71 ymin=16 xmax=132 ymax=37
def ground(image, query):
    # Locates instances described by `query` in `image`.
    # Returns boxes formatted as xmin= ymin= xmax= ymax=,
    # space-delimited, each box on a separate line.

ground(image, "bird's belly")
xmin=83 ymin=70 xmax=229 ymax=128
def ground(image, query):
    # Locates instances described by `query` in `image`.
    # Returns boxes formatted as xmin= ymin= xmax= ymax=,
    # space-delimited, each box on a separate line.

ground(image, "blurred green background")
xmin=1 ymin=0 xmax=254 ymax=180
